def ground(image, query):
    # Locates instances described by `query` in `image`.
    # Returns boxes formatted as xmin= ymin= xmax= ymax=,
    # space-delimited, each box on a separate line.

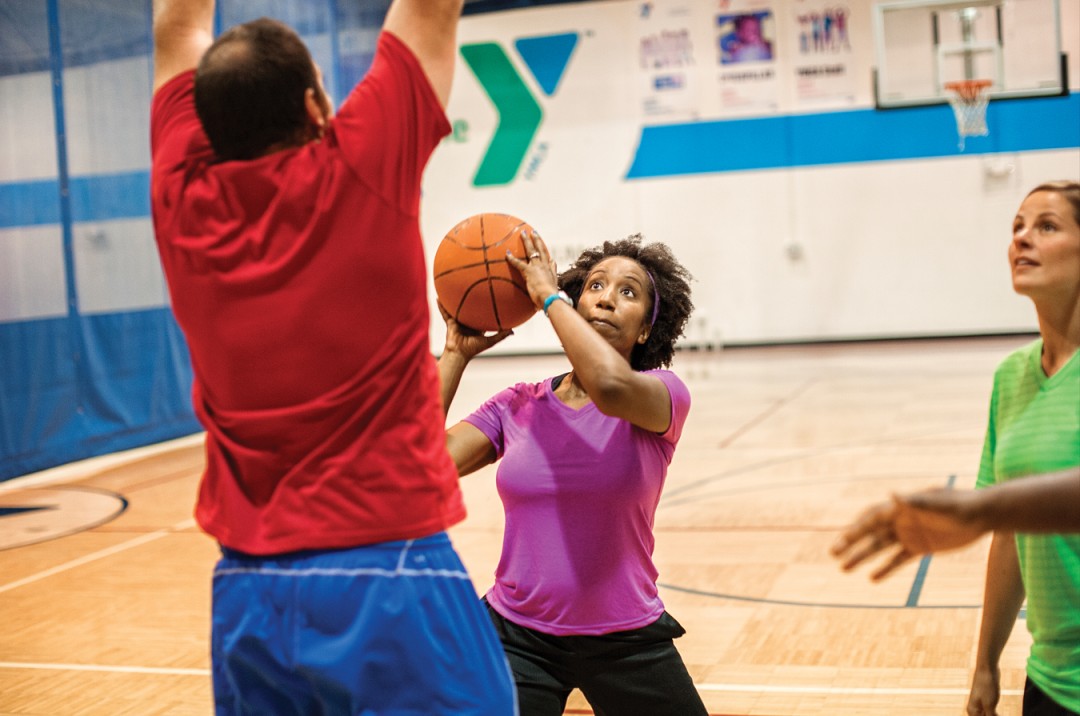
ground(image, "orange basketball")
xmin=433 ymin=213 xmax=540 ymax=332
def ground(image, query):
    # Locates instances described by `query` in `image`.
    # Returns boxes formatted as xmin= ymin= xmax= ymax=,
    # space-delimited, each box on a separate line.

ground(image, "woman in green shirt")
xmin=969 ymin=181 xmax=1080 ymax=716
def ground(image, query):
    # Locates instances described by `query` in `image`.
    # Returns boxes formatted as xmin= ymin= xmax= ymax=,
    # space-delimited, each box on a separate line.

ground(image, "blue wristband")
xmin=543 ymin=291 xmax=572 ymax=316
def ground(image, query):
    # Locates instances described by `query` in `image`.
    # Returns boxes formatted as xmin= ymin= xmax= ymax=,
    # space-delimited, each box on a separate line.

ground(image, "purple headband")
xmin=644 ymin=270 xmax=660 ymax=327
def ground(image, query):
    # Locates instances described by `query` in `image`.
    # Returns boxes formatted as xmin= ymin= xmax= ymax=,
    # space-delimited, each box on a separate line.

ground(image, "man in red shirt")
xmin=150 ymin=1 xmax=516 ymax=712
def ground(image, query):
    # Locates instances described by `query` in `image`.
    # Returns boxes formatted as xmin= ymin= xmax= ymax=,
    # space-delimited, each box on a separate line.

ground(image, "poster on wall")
xmin=636 ymin=1 xmax=701 ymax=120
xmin=713 ymin=0 xmax=781 ymax=115
xmin=788 ymin=0 xmax=857 ymax=107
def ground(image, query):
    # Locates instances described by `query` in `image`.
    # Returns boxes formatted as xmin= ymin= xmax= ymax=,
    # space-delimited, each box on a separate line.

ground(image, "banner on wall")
xmin=789 ymin=0 xmax=858 ymax=107
xmin=713 ymin=1 xmax=780 ymax=115
xmin=636 ymin=1 xmax=700 ymax=120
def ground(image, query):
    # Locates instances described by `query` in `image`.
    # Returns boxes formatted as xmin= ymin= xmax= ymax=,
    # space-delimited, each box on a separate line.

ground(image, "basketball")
xmin=433 ymin=213 xmax=540 ymax=332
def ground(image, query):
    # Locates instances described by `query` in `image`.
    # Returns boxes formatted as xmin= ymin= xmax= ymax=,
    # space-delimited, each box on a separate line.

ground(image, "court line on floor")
xmin=0 ymin=485 xmax=129 ymax=552
xmin=696 ymin=684 xmax=1023 ymax=696
xmin=658 ymin=581 xmax=980 ymax=609
xmin=715 ymin=379 xmax=817 ymax=449
xmin=0 ymin=517 xmax=197 ymax=594
xmin=0 ymin=662 xmax=207 ymax=676
xmin=661 ymin=427 xmax=977 ymax=505
xmin=906 ymin=474 xmax=956 ymax=607
xmin=0 ymin=662 xmax=1024 ymax=698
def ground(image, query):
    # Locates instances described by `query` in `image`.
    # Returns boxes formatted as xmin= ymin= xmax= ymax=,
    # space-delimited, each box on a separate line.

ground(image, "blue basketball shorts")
xmin=211 ymin=532 xmax=517 ymax=715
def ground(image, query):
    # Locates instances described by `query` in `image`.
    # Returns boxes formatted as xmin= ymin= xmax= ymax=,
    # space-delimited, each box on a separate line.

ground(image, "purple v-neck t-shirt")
xmin=464 ymin=370 xmax=691 ymax=636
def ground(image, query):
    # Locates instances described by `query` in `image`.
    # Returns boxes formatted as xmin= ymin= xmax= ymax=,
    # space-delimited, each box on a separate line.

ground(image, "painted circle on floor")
xmin=0 ymin=486 xmax=127 ymax=550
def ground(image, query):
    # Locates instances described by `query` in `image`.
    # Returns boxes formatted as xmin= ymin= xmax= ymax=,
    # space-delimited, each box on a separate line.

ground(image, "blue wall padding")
xmin=1 ymin=310 xmax=200 ymax=480
xmin=627 ymin=93 xmax=1080 ymax=178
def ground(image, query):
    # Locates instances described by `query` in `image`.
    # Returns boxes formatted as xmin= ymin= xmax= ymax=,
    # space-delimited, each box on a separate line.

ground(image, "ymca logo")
xmin=459 ymin=32 xmax=579 ymax=187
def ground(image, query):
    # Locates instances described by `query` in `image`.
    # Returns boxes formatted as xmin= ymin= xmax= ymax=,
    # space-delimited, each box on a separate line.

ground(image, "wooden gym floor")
xmin=0 ymin=335 xmax=1038 ymax=715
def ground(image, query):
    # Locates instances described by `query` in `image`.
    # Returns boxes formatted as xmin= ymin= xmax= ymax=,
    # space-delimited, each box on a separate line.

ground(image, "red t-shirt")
xmin=149 ymin=32 xmax=463 ymax=554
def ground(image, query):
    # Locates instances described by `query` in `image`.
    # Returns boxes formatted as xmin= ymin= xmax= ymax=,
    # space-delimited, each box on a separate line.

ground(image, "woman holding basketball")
xmin=965 ymin=180 xmax=1080 ymax=716
xmin=437 ymin=233 xmax=706 ymax=716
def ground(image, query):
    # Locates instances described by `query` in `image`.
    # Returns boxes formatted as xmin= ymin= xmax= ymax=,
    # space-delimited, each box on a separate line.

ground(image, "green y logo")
xmin=460 ymin=33 xmax=579 ymax=187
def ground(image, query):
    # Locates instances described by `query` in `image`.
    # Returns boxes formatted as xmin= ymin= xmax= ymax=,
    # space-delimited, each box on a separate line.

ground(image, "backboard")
xmin=873 ymin=0 xmax=1066 ymax=107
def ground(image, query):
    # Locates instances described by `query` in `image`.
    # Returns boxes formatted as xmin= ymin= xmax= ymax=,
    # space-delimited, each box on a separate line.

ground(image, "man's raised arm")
xmin=152 ymin=0 xmax=215 ymax=94
xmin=382 ymin=0 xmax=465 ymax=109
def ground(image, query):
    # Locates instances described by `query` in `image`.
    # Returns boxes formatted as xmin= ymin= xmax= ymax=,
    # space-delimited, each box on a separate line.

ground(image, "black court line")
xmin=0 ymin=505 xmax=55 ymax=517
xmin=905 ymin=474 xmax=957 ymax=607
xmin=661 ymin=426 xmax=979 ymax=504
xmin=714 ymin=379 xmax=817 ymax=449
xmin=658 ymin=581 xmax=979 ymax=610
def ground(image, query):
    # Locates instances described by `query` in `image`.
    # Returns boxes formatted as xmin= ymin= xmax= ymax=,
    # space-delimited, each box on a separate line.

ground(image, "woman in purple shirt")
xmin=438 ymin=233 xmax=707 ymax=715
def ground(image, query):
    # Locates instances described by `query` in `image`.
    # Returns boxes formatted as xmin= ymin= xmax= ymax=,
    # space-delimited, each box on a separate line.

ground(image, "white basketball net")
xmin=945 ymin=81 xmax=990 ymax=151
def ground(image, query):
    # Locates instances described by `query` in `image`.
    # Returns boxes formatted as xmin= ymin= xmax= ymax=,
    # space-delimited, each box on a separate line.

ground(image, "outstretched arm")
xmin=831 ymin=467 xmax=1080 ymax=580
xmin=152 ymin=0 xmax=215 ymax=94
xmin=383 ymin=0 xmax=464 ymax=108
xmin=946 ymin=466 xmax=1080 ymax=532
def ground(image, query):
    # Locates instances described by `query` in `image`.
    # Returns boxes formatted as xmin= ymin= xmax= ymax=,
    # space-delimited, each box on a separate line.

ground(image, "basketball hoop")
xmin=944 ymin=79 xmax=992 ymax=151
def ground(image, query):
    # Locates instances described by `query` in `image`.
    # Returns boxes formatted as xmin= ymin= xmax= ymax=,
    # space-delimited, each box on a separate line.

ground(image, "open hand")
xmin=830 ymin=497 xmax=916 ymax=581
xmin=831 ymin=489 xmax=990 ymax=581
xmin=439 ymin=303 xmax=513 ymax=362
xmin=505 ymin=230 xmax=559 ymax=309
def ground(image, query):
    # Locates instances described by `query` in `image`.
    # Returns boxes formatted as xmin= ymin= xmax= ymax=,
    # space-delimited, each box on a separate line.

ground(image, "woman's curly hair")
xmin=558 ymin=234 xmax=694 ymax=371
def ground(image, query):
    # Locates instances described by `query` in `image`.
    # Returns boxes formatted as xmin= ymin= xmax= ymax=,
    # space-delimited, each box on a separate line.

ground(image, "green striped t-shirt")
xmin=976 ymin=339 xmax=1080 ymax=712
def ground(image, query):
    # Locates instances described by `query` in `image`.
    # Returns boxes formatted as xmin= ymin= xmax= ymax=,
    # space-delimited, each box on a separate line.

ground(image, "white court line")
xmin=697 ymin=683 xmax=1024 ymax=696
xmin=0 ymin=518 xmax=197 ymax=595
xmin=0 ymin=662 xmax=1026 ymax=698
xmin=0 ymin=662 xmax=208 ymax=677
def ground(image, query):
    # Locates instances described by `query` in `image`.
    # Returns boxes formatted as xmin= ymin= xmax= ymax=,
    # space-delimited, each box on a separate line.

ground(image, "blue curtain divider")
xmin=0 ymin=173 xmax=151 ymax=229
xmin=0 ymin=311 xmax=201 ymax=481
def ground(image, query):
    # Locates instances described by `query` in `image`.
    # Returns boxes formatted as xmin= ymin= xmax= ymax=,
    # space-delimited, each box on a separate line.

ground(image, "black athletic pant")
xmin=483 ymin=600 xmax=708 ymax=716
xmin=1025 ymin=678 xmax=1080 ymax=716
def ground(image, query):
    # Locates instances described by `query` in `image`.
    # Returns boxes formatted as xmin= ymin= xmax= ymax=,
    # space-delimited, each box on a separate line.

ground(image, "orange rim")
xmin=944 ymin=79 xmax=992 ymax=102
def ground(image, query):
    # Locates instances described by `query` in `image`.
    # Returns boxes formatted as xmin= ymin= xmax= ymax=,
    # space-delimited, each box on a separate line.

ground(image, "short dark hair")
xmin=559 ymin=235 xmax=694 ymax=371
xmin=1026 ymin=181 xmax=1080 ymax=226
xmin=194 ymin=18 xmax=322 ymax=161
